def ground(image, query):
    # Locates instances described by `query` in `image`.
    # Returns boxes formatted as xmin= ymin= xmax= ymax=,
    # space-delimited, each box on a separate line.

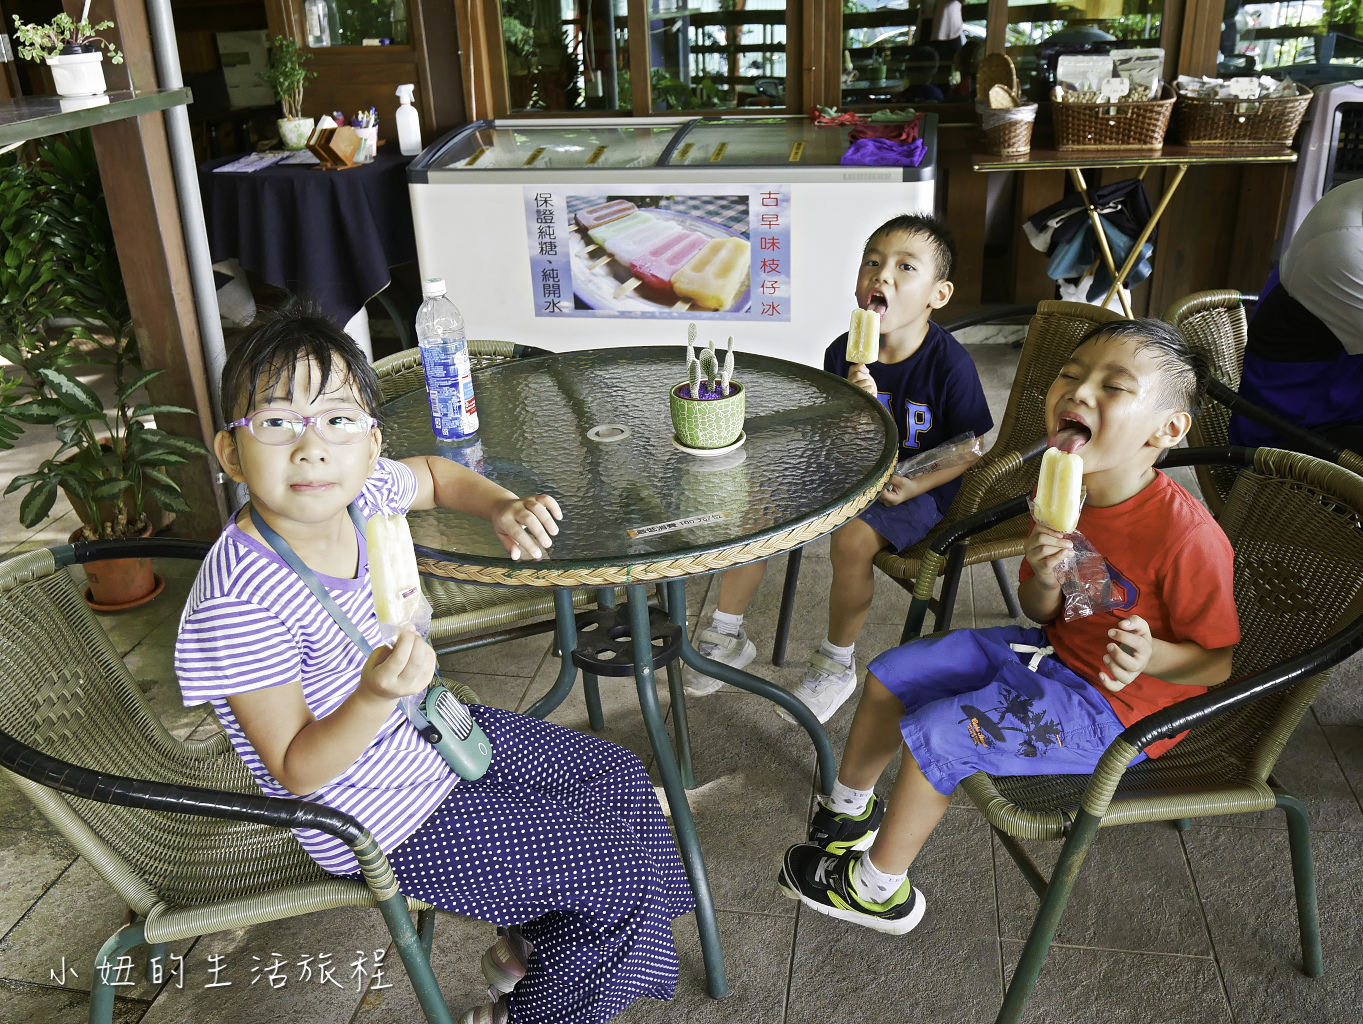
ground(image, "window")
xmin=1221 ymin=2 xmax=1363 ymax=77
xmin=840 ymin=0 xmax=987 ymax=108
xmin=501 ymin=0 xmax=631 ymax=113
xmin=648 ymin=0 xmax=791 ymax=111
xmin=304 ymin=0 xmax=412 ymax=47
xmin=1005 ymin=0 xmax=1164 ymax=102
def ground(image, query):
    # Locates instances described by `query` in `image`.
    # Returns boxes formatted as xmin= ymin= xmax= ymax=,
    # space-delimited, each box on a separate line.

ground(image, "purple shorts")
xmin=868 ymin=625 xmax=1143 ymax=795
xmin=858 ymin=491 xmax=944 ymax=553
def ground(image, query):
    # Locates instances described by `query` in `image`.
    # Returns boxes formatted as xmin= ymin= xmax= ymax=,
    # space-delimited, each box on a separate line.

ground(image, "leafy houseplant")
xmin=0 ymin=132 xmax=208 ymax=567
xmin=10 ymin=13 xmax=124 ymax=98
xmin=259 ymin=35 xmax=317 ymax=147
xmin=670 ymin=325 xmax=745 ymax=451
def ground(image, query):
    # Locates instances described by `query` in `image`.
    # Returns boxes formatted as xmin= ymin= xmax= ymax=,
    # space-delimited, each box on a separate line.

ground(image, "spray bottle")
xmin=395 ymin=83 xmax=421 ymax=156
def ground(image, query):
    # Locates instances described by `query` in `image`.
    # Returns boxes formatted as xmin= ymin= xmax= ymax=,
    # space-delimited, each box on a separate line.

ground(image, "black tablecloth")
xmin=199 ymin=151 xmax=417 ymax=326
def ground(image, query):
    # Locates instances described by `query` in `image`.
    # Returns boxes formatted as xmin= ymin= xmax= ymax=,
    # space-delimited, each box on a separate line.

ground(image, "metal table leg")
xmin=625 ymin=584 xmax=728 ymax=999
xmin=1068 ymin=167 xmax=1133 ymax=317
xmin=525 ymin=589 xmax=582 ymax=719
xmin=772 ymin=546 xmax=804 ymax=666
xmin=1098 ymin=163 xmax=1188 ymax=311
xmin=665 ymin=579 xmax=836 ymax=796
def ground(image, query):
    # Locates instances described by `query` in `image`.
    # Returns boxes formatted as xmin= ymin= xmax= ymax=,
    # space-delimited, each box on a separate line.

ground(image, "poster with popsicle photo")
xmin=523 ymin=186 xmax=792 ymax=321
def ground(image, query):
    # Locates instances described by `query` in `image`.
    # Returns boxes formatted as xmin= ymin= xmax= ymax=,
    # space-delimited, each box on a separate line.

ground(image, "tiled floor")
xmin=1 ymin=342 xmax=1361 ymax=1024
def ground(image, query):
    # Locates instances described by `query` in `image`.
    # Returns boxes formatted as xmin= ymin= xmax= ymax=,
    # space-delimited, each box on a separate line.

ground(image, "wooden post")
xmin=627 ymin=0 xmax=652 ymax=114
xmin=985 ymin=0 xmax=1009 ymax=56
xmin=63 ymin=0 xmax=227 ymax=539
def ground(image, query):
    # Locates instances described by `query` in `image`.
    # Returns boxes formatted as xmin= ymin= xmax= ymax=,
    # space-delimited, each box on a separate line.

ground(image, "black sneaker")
xmin=807 ymin=794 xmax=884 ymax=854
xmin=777 ymin=843 xmax=926 ymax=936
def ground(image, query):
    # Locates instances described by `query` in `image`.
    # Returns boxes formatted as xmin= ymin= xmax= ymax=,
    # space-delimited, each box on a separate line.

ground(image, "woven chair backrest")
xmin=935 ymin=300 xmax=1123 ymax=547
xmin=0 ymin=550 xmax=324 ymax=909
xmin=373 ymin=340 xmax=524 ymax=405
xmin=1131 ymin=449 xmax=1363 ymax=786
xmin=1165 ymin=290 xmax=1248 ymax=516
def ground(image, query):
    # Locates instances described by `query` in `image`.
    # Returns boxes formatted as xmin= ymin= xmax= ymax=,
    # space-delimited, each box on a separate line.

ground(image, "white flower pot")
xmin=278 ymin=118 xmax=316 ymax=150
xmin=46 ymin=51 xmax=107 ymax=98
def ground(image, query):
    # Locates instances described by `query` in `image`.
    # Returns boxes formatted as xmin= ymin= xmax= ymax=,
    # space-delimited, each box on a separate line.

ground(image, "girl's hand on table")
xmin=848 ymin=363 xmax=877 ymax=396
xmin=493 ymin=494 xmax=563 ymax=560
xmin=359 ymin=625 xmax=436 ymax=703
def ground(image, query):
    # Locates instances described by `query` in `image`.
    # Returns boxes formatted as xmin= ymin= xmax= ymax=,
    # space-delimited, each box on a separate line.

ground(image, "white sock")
xmin=711 ymin=610 xmax=744 ymax=636
xmin=820 ymin=778 xmax=873 ymax=816
xmin=820 ymin=638 xmax=855 ymax=666
xmin=852 ymin=853 xmax=907 ymax=904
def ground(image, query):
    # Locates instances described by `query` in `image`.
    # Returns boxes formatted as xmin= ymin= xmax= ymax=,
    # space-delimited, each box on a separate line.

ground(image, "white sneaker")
xmin=777 ymin=651 xmax=858 ymax=724
xmin=682 ymin=627 xmax=757 ymax=696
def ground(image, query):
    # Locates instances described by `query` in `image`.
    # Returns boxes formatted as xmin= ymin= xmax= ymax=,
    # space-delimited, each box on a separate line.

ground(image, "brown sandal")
xmin=459 ymin=994 xmax=509 ymax=1024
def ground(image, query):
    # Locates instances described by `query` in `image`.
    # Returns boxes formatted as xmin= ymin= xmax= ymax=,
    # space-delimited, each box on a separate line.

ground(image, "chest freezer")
xmin=407 ymin=114 xmax=937 ymax=367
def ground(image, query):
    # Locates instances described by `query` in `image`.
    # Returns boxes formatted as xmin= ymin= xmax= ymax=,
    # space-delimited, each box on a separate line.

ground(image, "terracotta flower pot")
xmin=69 ymin=522 xmax=165 ymax=612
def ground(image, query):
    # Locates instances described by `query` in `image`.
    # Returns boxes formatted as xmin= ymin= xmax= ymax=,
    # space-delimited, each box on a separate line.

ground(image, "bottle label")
xmin=420 ymin=337 xmax=480 ymax=440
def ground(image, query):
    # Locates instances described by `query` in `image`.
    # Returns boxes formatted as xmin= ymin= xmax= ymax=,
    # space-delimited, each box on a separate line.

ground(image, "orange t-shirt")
xmin=1018 ymin=471 xmax=1240 ymax=757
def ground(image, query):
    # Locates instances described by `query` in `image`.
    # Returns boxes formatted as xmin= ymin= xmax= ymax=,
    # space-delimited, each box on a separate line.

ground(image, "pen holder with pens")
xmin=354 ymin=126 xmax=379 ymax=162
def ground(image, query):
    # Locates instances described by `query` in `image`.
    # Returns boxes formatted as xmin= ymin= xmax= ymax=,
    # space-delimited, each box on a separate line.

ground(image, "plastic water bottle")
xmin=417 ymin=278 xmax=479 ymax=440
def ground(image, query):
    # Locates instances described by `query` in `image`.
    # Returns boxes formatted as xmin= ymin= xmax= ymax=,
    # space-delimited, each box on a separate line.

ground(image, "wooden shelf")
xmin=0 ymin=88 xmax=192 ymax=148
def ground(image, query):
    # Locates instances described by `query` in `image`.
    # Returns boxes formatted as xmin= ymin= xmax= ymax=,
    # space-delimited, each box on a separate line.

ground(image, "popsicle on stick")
xmin=366 ymin=512 xmax=423 ymax=626
xmin=605 ymin=220 xmax=683 ymax=264
xmin=631 ymin=229 xmax=708 ymax=289
xmin=672 ymin=237 xmax=751 ymax=311
xmin=1032 ymin=447 xmax=1084 ymax=534
xmin=576 ymin=199 xmax=638 ymax=230
xmin=587 ymin=211 xmax=653 ymax=248
xmin=847 ymin=308 xmax=880 ymax=363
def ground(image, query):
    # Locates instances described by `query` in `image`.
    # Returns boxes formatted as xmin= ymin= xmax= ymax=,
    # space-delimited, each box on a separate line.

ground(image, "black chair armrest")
xmin=53 ymin=538 xmax=214 ymax=567
xmin=0 ymin=728 xmax=368 ymax=851
xmin=1118 ymin=611 xmax=1363 ymax=753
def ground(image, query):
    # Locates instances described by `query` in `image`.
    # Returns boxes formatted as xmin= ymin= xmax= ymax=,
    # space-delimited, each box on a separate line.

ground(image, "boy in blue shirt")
xmin=683 ymin=214 xmax=994 ymax=723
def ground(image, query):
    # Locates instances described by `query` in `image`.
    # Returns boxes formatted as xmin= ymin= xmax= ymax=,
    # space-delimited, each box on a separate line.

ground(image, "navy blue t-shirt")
xmin=825 ymin=320 xmax=993 ymax=515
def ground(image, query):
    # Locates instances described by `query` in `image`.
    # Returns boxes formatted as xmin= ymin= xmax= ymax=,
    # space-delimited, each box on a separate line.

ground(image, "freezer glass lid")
xmin=664 ymin=117 xmax=850 ymax=167
xmin=434 ymin=124 xmax=681 ymax=170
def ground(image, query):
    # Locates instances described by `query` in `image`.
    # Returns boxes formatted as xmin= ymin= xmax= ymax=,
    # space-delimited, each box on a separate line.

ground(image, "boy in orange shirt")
xmin=778 ymin=319 xmax=1240 ymax=934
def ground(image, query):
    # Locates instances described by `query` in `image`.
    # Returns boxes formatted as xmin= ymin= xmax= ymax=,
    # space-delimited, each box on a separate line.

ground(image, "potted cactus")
xmin=669 ymin=324 xmax=745 ymax=451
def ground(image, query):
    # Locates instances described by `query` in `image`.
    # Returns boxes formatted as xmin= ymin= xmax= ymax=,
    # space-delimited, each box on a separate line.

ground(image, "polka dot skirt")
xmin=379 ymin=706 xmax=695 ymax=1023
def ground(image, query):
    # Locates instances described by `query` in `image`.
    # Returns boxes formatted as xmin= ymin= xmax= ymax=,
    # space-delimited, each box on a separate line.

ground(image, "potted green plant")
xmin=259 ymin=35 xmax=317 ymax=149
xmin=670 ymin=326 xmax=745 ymax=452
xmin=0 ymin=132 xmax=209 ymax=609
xmin=10 ymin=10 xmax=124 ymax=99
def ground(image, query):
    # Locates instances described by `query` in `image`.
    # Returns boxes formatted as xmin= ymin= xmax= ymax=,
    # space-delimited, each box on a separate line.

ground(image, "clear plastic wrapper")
xmin=1027 ymin=495 xmax=1119 ymax=621
xmin=894 ymin=432 xmax=983 ymax=479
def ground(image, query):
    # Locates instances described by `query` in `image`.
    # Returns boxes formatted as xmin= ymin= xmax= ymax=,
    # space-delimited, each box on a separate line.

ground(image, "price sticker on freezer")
xmin=586 ymin=145 xmax=608 ymax=165
xmin=789 ymin=142 xmax=805 ymax=162
xmin=523 ymin=147 xmax=547 ymax=166
xmin=464 ymin=147 xmax=489 ymax=167
xmin=710 ymin=142 xmax=728 ymax=162
xmin=676 ymin=143 xmax=695 ymax=160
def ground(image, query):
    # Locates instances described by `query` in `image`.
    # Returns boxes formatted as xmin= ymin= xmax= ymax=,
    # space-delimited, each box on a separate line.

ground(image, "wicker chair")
xmin=1165 ymin=290 xmax=1363 ymax=516
xmin=372 ymin=343 xmax=608 ymax=656
xmin=0 ymin=538 xmax=479 ymax=1024
xmin=875 ymin=300 xmax=1122 ymax=642
xmin=918 ymin=447 xmax=1363 ymax=1023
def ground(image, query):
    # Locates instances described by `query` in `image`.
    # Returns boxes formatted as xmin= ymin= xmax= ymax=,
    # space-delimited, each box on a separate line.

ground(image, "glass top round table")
xmin=381 ymin=346 xmax=897 ymax=584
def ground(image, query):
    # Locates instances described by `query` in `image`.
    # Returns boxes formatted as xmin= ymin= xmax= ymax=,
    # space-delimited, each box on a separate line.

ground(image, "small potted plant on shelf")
xmin=670 ymin=324 xmax=745 ymax=452
xmin=10 ymin=9 xmax=124 ymax=99
xmin=259 ymin=35 xmax=316 ymax=149
xmin=0 ymin=131 xmax=209 ymax=610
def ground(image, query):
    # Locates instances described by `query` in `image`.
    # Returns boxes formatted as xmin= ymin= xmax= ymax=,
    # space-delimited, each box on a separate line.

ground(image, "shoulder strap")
xmin=250 ymin=504 xmax=373 ymax=655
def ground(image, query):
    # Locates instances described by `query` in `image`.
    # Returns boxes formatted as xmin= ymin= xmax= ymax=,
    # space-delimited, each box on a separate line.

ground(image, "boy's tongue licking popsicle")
xmin=847 ymin=308 xmax=880 ymax=364
xmin=367 ymin=512 xmax=423 ymax=626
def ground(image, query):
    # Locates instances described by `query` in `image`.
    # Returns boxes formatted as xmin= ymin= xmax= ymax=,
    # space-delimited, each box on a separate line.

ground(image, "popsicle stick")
xmin=589 ymin=254 xmax=612 ymax=271
xmin=672 ymin=300 xmax=692 ymax=311
xmin=613 ymin=277 xmax=643 ymax=299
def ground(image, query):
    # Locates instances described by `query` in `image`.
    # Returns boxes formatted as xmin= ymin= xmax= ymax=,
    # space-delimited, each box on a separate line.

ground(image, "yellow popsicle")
xmin=1032 ymin=447 xmax=1084 ymax=534
xmin=847 ymin=308 xmax=880 ymax=363
xmin=366 ymin=512 xmax=423 ymax=625
xmin=672 ymin=237 xmax=751 ymax=312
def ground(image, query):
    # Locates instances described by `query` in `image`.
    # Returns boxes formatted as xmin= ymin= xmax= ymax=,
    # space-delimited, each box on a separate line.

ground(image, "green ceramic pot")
xmin=670 ymin=380 xmax=745 ymax=449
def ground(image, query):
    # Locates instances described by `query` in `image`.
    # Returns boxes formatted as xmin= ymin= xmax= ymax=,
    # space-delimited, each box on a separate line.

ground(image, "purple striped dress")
xmin=174 ymin=458 xmax=455 ymax=875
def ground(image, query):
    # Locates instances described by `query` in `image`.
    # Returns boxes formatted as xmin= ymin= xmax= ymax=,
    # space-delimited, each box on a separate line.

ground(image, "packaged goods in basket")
xmin=1173 ymin=75 xmax=1310 ymax=145
xmin=1052 ymin=79 xmax=1176 ymax=150
xmin=975 ymin=52 xmax=1036 ymax=156
xmin=1111 ymin=49 xmax=1164 ymax=102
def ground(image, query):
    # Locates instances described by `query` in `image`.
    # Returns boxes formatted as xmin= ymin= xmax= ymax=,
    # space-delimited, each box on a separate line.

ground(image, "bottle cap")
xmin=422 ymin=277 xmax=447 ymax=298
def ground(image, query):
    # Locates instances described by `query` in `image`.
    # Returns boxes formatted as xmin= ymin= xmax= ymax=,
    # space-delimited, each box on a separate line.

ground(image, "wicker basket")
xmin=977 ymin=52 xmax=1019 ymax=100
xmin=1053 ymin=84 xmax=1176 ymax=150
xmin=977 ymin=100 xmax=1038 ymax=155
xmin=1175 ymin=85 xmax=1311 ymax=145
